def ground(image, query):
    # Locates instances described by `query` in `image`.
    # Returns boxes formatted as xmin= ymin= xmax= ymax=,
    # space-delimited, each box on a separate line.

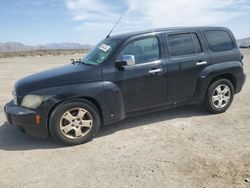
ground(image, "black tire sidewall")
xmin=205 ymin=79 xmax=234 ymax=114
xmin=49 ymin=100 xmax=100 ymax=145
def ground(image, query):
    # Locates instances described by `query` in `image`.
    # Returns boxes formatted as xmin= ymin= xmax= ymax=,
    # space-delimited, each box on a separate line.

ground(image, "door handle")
xmin=148 ymin=68 xmax=163 ymax=74
xmin=196 ymin=61 xmax=207 ymax=66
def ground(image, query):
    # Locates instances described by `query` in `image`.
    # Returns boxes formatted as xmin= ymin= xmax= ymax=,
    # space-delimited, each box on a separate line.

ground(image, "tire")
xmin=205 ymin=79 xmax=234 ymax=114
xmin=49 ymin=99 xmax=100 ymax=146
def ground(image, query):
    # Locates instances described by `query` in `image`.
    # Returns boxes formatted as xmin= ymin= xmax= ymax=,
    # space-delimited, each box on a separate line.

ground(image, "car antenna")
xmin=106 ymin=16 xmax=123 ymax=39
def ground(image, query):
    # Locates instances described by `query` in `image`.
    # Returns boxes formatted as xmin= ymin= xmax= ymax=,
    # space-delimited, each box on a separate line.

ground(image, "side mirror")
xmin=122 ymin=55 xmax=135 ymax=66
xmin=115 ymin=55 xmax=135 ymax=70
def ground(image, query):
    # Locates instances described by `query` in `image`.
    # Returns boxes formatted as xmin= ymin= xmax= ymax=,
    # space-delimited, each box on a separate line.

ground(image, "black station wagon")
xmin=4 ymin=27 xmax=246 ymax=145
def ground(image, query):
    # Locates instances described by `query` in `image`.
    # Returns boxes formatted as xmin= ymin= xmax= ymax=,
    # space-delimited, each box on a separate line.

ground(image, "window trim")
xmin=190 ymin=33 xmax=202 ymax=54
xmin=116 ymin=35 xmax=161 ymax=65
xmin=166 ymin=32 xmax=203 ymax=58
xmin=203 ymin=30 xmax=235 ymax=53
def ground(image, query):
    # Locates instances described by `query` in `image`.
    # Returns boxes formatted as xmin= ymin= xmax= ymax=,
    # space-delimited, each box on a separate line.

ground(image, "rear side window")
xmin=167 ymin=33 xmax=202 ymax=56
xmin=204 ymin=30 xmax=234 ymax=52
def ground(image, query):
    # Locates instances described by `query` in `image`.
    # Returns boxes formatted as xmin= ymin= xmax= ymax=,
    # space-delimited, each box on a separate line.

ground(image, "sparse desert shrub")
xmin=0 ymin=49 xmax=89 ymax=58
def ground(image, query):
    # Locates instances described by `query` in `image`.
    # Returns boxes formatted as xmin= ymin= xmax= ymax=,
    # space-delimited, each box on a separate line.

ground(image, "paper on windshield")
xmin=99 ymin=44 xmax=111 ymax=52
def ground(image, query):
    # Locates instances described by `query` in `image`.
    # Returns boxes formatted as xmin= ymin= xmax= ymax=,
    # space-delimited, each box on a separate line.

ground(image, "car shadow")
xmin=98 ymin=105 xmax=210 ymax=138
xmin=0 ymin=122 xmax=61 ymax=151
xmin=0 ymin=105 xmax=210 ymax=151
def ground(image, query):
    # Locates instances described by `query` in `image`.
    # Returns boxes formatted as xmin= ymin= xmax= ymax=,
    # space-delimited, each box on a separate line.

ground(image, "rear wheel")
xmin=49 ymin=100 xmax=100 ymax=145
xmin=205 ymin=79 xmax=234 ymax=114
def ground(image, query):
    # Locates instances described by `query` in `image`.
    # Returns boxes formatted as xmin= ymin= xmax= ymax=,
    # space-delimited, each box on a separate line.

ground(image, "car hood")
xmin=15 ymin=63 xmax=102 ymax=97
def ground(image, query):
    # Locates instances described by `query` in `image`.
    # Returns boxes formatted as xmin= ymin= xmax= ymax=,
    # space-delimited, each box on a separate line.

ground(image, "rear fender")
xmin=194 ymin=61 xmax=244 ymax=100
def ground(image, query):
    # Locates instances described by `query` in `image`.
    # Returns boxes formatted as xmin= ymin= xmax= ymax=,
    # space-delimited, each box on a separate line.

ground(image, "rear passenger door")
xmin=165 ymin=31 xmax=211 ymax=102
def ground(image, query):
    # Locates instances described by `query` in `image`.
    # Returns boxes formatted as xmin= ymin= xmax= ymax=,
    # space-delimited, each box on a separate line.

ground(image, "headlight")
xmin=21 ymin=95 xmax=44 ymax=109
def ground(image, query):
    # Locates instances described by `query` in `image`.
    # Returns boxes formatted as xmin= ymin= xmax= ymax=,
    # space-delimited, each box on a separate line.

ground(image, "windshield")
xmin=82 ymin=39 xmax=120 ymax=65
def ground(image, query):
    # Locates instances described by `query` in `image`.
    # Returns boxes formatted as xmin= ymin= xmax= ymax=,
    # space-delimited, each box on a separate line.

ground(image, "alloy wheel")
xmin=59 ymin=108 xmax=93 ymax=139
xmin=212 ymin=84 xmax=231 ymax=109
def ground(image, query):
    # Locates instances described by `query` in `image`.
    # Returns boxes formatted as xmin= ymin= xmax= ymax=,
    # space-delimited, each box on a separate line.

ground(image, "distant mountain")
xmin=237 ymin=37 xmax=250 ymax=47
xmin=0 ymin=42 xmax=33 ymax=52
xmin=37 ymin=43 xmax=93 ymax=50
xmin=0 ymin=42 xmax=93 ymax=52
xmin=3 ymin=37 xmax=248 ymax=52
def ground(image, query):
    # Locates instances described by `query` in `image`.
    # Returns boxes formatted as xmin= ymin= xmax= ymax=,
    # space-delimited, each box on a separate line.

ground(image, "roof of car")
xmin=109 ymin=26 xmax=229 ymax=41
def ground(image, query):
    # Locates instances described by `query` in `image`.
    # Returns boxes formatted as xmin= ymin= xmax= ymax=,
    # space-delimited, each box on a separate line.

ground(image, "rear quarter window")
xmin=204 ymin=30 xmax=234 ymax=52
xmin=167 ymin=33 xmax=202 ymax=57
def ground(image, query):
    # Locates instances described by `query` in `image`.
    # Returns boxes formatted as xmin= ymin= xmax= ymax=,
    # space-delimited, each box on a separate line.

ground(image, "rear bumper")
xmin=4 ymin=101 xmax=48 ymax=138
xmin=235 ymin=73 xmax=246 ymax=94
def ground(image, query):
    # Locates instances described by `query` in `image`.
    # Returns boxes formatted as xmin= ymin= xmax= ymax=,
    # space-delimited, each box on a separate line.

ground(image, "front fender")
xmin=31 ymin=81 xmax=125 ymax=127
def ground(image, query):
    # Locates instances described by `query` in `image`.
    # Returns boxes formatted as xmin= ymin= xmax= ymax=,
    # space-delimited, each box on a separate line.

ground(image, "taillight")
xmin=240 ymin=53 xmax=244 ymax=65
xmin=241 ymin=53 xmax=244 ymax=60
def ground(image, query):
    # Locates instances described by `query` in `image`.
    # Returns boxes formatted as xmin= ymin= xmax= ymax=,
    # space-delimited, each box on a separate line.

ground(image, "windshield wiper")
xmin=71 ymin=58 xmax=85 ymax=65
xmin=71 ymin=58 xmax=96 ymax=65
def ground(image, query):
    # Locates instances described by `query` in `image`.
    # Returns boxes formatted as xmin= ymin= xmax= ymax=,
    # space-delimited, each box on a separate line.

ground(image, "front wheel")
xmin=205 ymin=79 xmax=234 ymax=114
xmin=49 ymin=100 xmax=100 ymax=145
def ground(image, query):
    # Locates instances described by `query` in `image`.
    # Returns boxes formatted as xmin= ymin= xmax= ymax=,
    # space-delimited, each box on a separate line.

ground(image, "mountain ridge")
xmin=236 ymin=37 xmax=250 ymax=47
xmin=0 ymin=42 xmax=93 ymax=52
xmin=1 ymin=37 xmax=250 ymax=52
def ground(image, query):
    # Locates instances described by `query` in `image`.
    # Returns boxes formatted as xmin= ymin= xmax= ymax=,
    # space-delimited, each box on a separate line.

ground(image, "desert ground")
xmin=0 ymin=51 xmax=249 ymax=188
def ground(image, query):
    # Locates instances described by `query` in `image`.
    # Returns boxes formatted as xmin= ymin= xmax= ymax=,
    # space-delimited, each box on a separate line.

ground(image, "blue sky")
xmin=0 ymin=0 xmax=250 ymax=45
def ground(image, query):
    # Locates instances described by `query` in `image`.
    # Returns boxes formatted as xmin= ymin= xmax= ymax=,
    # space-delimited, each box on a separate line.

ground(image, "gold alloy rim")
xmin=59 ymin=108 xmax=93 ymax=139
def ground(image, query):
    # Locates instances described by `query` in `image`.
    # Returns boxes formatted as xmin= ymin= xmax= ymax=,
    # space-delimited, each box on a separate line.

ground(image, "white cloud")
xmin=124 ymin=0 xmax=250 ymax=28
xmin=66 ymin=0 xmax=121 ymax=23
xmin=66 ymin=0 xmax=250 ymax=40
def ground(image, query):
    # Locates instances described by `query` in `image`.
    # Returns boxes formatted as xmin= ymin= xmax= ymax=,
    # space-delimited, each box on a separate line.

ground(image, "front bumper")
xmin=4 ymin=101 xmax=48 ymax=138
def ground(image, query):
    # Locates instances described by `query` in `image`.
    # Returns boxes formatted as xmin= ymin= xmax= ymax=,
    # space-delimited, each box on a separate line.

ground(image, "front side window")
xmin=167 ymin=33 xmax=202 ymax=56
xmin=118 ymin=37 xmax=160 ymax=64
xmin=204 ymin=30 xmax=234 ymax=52
xmin=82 ymin=39 xmax=120 ymax=65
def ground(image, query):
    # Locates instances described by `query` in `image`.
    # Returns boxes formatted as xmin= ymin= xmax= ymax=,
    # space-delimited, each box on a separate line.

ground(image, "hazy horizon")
xmin=1 ymin=33 xmax=250 ymax=47
xmin=0 ymin=41 xmax=93 ymax=46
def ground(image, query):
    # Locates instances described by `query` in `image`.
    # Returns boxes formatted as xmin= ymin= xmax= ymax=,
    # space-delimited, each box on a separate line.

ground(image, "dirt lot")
xmin=0 ymin=51 xmax=249 ymax=188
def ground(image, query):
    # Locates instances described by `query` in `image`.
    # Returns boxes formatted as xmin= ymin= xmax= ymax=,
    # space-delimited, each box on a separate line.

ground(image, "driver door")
xmin=104 ymin=34 xmax=167 ymax=113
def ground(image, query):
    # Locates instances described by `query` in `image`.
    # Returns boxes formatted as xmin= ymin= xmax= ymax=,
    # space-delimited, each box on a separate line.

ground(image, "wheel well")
xmin=209 ymin=74 xmax=236 ymax=92
xmin=47 ymin=97 xmax=103 ymax=131
xmin=83 ymin=97 xmax=103 ymax=122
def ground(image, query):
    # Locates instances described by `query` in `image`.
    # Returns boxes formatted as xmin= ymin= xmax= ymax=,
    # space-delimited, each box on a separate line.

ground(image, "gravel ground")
xmin=0 ymin=51 xmax=249 ymax=188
